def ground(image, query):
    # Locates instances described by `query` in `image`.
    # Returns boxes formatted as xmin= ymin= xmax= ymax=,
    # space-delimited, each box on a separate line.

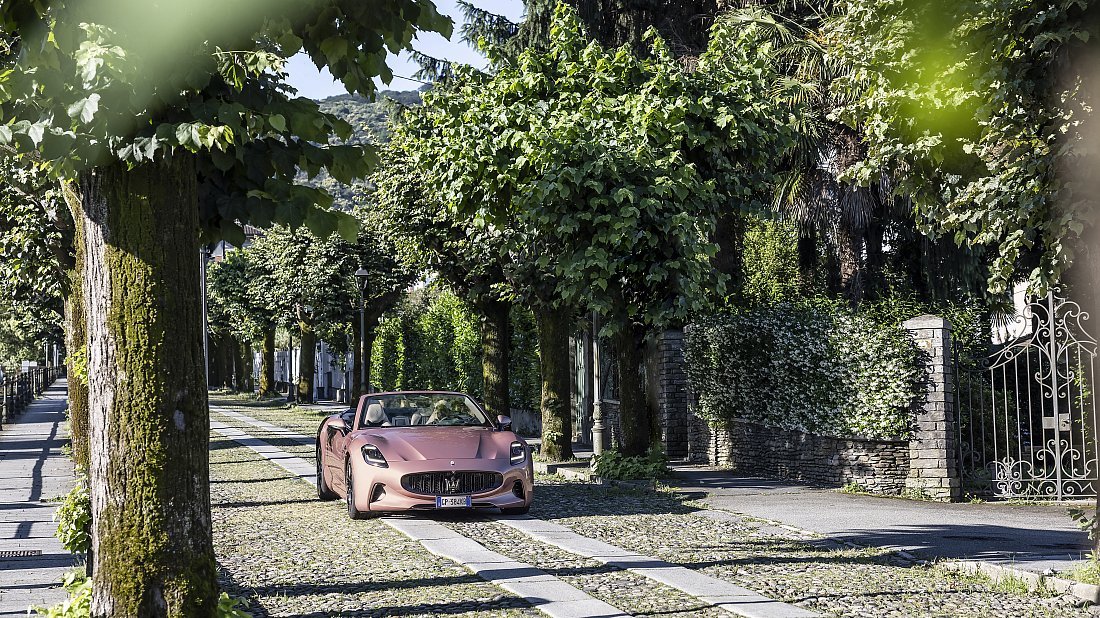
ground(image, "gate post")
xmin=903 ymin=315 xmax=962 ymax=502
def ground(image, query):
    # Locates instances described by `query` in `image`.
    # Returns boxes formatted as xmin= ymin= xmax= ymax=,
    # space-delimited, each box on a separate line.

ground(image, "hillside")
xmin=318 ymin=88 xmax=424 ymax=145
xmin=308 ymin=88 xmax=424 ymax=209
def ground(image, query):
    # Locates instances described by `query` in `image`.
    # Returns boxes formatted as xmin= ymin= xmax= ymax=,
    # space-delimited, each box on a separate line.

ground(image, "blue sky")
xmin=285 ymin=0 xmax=525 ymax=100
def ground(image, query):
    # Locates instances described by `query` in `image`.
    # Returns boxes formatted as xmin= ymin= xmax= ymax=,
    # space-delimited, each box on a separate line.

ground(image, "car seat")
xmin=364 ymin=403 xmax=389 ymax=427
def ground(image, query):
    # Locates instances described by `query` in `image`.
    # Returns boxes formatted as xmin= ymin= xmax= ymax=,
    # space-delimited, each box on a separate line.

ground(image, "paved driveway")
xmin=668 ymin=467 xmax=1092 ymax=572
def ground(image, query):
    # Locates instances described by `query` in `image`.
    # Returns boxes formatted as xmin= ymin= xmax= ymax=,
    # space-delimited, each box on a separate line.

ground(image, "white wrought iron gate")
xmin=955 ymin=292 xmax=1099 ymax=499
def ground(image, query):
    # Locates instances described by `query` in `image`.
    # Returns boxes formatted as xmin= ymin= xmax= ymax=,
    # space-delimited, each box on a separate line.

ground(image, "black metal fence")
xmin=0 ymin=366 xmax=65 ymax=428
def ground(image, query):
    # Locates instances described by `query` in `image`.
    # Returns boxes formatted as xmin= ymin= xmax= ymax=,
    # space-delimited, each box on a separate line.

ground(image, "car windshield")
xmin=358 ymin=393 xmax=490 ymax=429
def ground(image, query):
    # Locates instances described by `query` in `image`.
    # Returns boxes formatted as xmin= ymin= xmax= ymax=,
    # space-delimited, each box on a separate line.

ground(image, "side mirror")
xmin=340 ymin=411 xmax=355 ymax=431
xmin=497 ymin=415 xmax=512 ymax=431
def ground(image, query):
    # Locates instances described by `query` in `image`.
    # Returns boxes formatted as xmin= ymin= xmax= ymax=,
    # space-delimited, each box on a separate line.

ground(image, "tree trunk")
xmin=231 ymin=338 xmax=246 ymax=392
xmin=797 ymin=228 xmax=818 ymax=294
xmin=363 ymin=327 xmax=376 ymax=395
xmin=297 ymin=321 xmax=316 ymax=404
xmin=63 ymin=187 xmax=91 ymax=471
xmin=239 ymin=342 xmax=253 ymax=393
xmin=258 ymin=327 xmax=276 ymax=397
xmin=79 ymin=157 xmax=217 ymax=617
xmin=712 ymin=210 xmax=744 ymax=300
xmin=207 ymin=337 xmax=223 ymax=390
xmin=835 ymin=222 xmax=864 ymax=307
xmin=350 ymin=315 xmax=363 ymax=400
xmin=218 ymin=338 xmax=231 ymax=390
xmin=616 ymin=321 xmax=649 ymax=457
xmin=865 ymin=218 xmax=885 ymax=301
xmin=535 ymin=306 xmax=572 ymax=461
xmin=480 ymin=300 xmax=511 ymax=418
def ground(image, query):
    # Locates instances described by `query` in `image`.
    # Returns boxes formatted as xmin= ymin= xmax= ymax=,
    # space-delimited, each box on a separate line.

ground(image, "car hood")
xmin=357 ymin=427 xmax=513 ymax=462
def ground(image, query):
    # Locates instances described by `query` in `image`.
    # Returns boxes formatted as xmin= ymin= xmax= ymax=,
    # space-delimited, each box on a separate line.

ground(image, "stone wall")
xmin=700 ymin=418 xmax=910 ymax=494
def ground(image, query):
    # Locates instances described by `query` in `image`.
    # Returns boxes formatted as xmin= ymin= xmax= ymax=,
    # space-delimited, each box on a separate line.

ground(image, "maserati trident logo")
xmin=450 ymin=460 xmax=455 ymax=466
xmin=445 ymin=472 xmax=461 ymax=494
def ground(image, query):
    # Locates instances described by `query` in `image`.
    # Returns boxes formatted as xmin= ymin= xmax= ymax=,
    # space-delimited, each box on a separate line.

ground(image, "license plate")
xmin=436 ymin=495 xmax=471 ymax=508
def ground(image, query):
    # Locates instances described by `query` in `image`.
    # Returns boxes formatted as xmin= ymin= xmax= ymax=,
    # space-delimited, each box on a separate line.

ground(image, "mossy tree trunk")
xmin=535 ymin=306 xmax=572 ymax=461
xmin=479 ymin=300 xmax=511 ymax=418
xmin=296 ymin=318 xmax=316 ymax=404
xmin=79 ymin=156 xmax=217 ymax=617
xmin=64 ymin=294 xmax=90 ymax=470
xmin=258 ymin=327 xmax=276 ymax=397
xmin=63 ymin=184 xmax=90 ymax=470
xmin=615 ymin=321 xmax=649 ymax=457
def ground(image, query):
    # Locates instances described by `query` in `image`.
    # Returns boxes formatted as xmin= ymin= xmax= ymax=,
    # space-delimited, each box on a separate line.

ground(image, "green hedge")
xmin=371 ymin=286 xmax=541 ymax=411
xmin=685 ymin=301 xmax=928 ymax=440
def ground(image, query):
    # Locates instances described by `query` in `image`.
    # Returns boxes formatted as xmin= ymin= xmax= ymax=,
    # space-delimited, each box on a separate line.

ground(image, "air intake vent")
xmin=402 ymin=471 xmax=503 ymax=496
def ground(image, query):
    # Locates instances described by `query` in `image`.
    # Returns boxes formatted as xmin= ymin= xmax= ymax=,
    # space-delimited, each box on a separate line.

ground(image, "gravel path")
xmin=531 ymin=478 xmax=1094 ymax=617
xmin=209 ymin=433 xmax=539 ymax=617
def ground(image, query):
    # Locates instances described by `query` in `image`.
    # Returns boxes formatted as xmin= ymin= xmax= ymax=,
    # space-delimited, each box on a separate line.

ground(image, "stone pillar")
xmin=903 ymin=315 xmax=961 ymax=501
xmin=655 ymin=329 xmax=689 ymax=459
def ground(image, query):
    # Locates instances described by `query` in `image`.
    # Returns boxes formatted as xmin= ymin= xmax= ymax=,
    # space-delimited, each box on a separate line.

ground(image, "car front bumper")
xmin=351 ymin=458 xmax=534 ymax=513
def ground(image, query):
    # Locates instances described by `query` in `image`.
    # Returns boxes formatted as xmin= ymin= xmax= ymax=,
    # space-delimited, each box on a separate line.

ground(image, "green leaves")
xmin=0 ymin=0 xmax=451 ymax=243
xmin=381 ymin=4 xmax=787 ymax=332
xmin=66 ymin=94 xmax=100 ymax=124
xmin=828 ymin=0 xmax=1098 ymax=295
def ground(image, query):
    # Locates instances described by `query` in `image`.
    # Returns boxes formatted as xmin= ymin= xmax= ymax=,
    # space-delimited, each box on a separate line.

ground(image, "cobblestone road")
xmin=209 ymin=396 xmax=1097 ymax=618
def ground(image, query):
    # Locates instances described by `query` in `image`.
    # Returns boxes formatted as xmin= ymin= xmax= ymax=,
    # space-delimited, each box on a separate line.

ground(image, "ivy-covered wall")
xmin=685 ymin=301 xmax=928 ymax=440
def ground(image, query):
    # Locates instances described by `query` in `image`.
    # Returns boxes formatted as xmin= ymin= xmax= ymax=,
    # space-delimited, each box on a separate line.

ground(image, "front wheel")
xmin=345 ymin=459 xmax=371 ymax=520
xmin=317 ymin=442 xmax=337 ymax=501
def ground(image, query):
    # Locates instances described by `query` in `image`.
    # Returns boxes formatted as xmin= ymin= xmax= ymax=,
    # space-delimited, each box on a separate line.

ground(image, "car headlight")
xmin=509 ymin=441 xmax=526 ymax=466
xmin=362 ymin=444 xmax=388 ymax=468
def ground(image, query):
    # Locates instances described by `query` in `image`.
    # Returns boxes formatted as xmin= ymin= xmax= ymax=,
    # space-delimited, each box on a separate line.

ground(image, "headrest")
xmin=365 ymin=403 xmax=386 ymax=425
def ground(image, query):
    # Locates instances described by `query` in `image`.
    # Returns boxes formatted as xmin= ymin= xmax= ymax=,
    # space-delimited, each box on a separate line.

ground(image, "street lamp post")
xmin=200 ymin=244 xmax=213 ymax=386
xmin=354 ymin=268 xmax=370 ymax=397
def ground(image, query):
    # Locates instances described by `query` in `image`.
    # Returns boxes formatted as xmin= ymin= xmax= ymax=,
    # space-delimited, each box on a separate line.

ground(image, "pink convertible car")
xmin=315 ymin=391 xmax=534 ymax=519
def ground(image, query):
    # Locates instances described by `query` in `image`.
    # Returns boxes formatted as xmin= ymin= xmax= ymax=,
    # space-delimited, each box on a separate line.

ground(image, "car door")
xmin=324 ymin=400 xmax=361 ymax=489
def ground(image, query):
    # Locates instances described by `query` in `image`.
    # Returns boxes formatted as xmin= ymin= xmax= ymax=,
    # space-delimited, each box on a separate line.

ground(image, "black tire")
xmin=500 ymin=505 xmax=530 ymax=516
xmin=316 ymin=442 xmax=338 ymax=501
xmin=345 ymin=459 xmax=371 ymax=520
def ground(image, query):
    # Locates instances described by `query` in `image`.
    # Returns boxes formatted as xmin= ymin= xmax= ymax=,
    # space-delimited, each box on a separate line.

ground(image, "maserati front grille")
xmin=401 ymin=471 xmax=504 ymax=496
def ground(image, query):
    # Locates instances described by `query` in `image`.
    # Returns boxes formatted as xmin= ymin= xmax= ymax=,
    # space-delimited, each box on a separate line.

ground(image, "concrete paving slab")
xmin=210 ymin=421 xmax=316 ymax=486
xmin=213 ymin=407 xmax=313 ymax=445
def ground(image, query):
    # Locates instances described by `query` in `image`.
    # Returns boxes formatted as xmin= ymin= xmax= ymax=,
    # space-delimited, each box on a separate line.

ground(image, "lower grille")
xmin=402 ymin=471 xmax=503 ymax=496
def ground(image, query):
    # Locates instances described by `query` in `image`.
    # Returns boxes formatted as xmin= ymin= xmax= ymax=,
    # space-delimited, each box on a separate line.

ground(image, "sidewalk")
xmin=0 ymin=380 xmax=74 ymax=616
xmin=668 ymin=466 xmax=1092 ymax=573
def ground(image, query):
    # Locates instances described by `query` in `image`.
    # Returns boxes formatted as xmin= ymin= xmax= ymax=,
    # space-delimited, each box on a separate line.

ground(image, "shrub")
xmin=32 ymin=572 xmax=90 ymax=618
xmin=685 ymin=300 xmax=927 ymax=439
xmin=55 ymin=473 xmax=90 ymax=554
xmin=590 ymin=447 xmax=669 ymax=480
